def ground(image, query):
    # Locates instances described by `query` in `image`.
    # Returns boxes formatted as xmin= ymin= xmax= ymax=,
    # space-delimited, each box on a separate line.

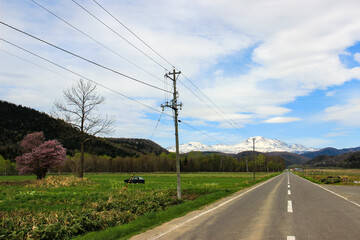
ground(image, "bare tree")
xmin=53 ymin=79 xmax=114 ymax=177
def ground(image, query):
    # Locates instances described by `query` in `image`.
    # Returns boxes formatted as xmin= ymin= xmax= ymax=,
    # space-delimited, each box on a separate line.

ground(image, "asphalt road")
xmin=131 ymin=172 xmax=360 ymax=240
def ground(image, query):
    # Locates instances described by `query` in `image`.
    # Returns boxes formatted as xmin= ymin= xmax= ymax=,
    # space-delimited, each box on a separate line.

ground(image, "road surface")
xmin=131 ymin=172 xmax=360 ymax=240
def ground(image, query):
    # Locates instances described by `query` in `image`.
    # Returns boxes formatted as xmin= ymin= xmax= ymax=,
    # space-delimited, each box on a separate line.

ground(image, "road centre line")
xmin=287 ymin=236 xmax=296 ymax=240
xmin=288 ymin=184 xmax=290 ymax=188
xmin=287 ymin=200 xmax=293 ymax=213
xmin=298 ymin=174 xmax=360 ymax=208
xmin=288 ymin=190 xmax=291 ymax=195
xmin=147 ymin=174 xmax=283 ymax=240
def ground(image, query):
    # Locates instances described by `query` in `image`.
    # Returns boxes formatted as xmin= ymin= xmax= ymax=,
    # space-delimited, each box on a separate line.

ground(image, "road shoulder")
xmin=320 ymin=184 xmax=360 ymax=205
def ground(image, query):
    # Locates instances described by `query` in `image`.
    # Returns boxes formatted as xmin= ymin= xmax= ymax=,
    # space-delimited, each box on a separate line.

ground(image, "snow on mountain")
xmin=167 ymin=136 xmax=317 ymax=154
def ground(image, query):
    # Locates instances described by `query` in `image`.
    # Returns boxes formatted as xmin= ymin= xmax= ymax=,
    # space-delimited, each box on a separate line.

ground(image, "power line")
xmin=2 ymin=3 xmax=251 ymax=145
xmin=30 ymin=0 xmax=170 ymax=88
xmin=180 ymin=73 xmax=251 ymax=138
xmin=0 ymin=37 xmax=171 ymax=117
xmin=180 ymin=120 xmax=227 ymax=145
xmin=1 ymin=38 xmax=225 ymax=146
xmin=0 ymin=48 xmax=70 ymax=79
xmin=91 ymin=0 xmax=175 ymax=69
xmin=71 ymin=0 xmax=169 ymax=71
xmin=87 ymin=0 xmax=253 ymax=139
xmin=86 ymin=0 xmax=259 ymax=144
xmin=0 ymin=20 xmax=171 ymax=94
xmin=149 ymin=110 xmax=164 ymax=140
xmin=177 ymin=79 xmax=238 ymax=129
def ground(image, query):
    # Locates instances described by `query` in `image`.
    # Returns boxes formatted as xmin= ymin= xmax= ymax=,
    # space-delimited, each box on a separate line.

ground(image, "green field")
xmin=0 ymin=172 xmax=278 ymax=240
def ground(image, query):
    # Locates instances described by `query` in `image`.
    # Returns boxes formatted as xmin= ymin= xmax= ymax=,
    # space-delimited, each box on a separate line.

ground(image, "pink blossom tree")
xmin=16 ymin=132 xmax=66 ymax=179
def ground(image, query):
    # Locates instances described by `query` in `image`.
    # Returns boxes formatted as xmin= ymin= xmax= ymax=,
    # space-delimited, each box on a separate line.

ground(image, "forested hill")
xmin=0 ymin=100 xmax=167 ymax=160
xmin=303 ymin=151 xmax=360 ymax=168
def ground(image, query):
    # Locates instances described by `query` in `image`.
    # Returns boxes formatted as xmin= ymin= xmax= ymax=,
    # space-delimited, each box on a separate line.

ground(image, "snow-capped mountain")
xmin=167 ymin=136 xmax=317 ymax=154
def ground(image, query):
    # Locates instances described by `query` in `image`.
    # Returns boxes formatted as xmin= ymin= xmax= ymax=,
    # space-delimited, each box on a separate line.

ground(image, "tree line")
xmin=1 ymin=150 xmax=286 ymax=176
xmin=56 ymin=151 xmax=286 ymax=174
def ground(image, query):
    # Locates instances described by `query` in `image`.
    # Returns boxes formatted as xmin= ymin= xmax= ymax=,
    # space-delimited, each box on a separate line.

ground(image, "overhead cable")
xmin=91 ymin=0 xmax=175 ymax=69
xmin=30 ymin=0 xmax=170 ymax=87
xmin=181 ymin=73 xmax=251 ymax=138
xmin=1 ymin=38 xmax=228 ymax=146
xmin=88 ymin=0 xmax=252 ymax=138
xmin=180 ymin=121 xmax=227 ymax=145
xmin=71 ymin=0 xmax=169 ymax=71
xmin=0 ymin=20 xmax=171 ymax=94
xmin=0 ymin=37 xmax=172 ymax=116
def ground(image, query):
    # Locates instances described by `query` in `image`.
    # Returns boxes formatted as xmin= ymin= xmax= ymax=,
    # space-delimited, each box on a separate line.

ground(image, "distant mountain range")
xmin=301 ymin=147 xmax=360 ymax=159
xmin=168 ymin=136 xmax=318 ymax=154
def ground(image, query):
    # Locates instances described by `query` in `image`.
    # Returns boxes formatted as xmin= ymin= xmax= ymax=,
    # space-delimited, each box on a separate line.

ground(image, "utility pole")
xmin=265 ymin=152 xmax=269 ymax=176
xmin=161 ymin=69 xmax=182 ymax=199
xmin=252 ymin=137 xmax=256 ymax=181
xmin=246 ymin=157 xmax=249 ymax=173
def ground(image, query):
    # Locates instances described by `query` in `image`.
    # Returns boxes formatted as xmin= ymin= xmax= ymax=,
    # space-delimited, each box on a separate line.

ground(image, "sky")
xmin=1 ymin=0 xmax=360 ymax=150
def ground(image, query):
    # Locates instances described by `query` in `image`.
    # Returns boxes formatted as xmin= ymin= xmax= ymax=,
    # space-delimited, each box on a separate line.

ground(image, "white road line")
xmin=298 ymin=175 xmax=360 ymax=208
xmin=287 ymin=236 xmax=296 ymax=240
xmin=287 ymin=200 xmax=293 ymax=213
xmin=147 ymin=174 xmax=283 ymax=240
xmin=288 ymin=184 xmax=290 ymax=188
xmin=288 ymin=190 xmax=291 ymax=195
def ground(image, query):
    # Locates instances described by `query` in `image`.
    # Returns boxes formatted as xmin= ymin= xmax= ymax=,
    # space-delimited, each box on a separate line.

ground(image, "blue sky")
xmin=1 ymin=0 xmax=360 ymax=150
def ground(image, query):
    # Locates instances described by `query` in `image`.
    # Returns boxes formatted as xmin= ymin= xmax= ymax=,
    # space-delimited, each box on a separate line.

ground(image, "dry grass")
xmin=26 ymin=175 xmax=94 ymax=188
xmin=304 ymin=169 xmax=360 ymax=174
xmin=298 ymin=168 xmax=360 ymax=185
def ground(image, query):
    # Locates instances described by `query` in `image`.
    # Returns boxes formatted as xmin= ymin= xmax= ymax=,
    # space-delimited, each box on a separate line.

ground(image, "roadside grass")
xmin=74 ymin=189 xmax=232 ymax=240
xmin=0 ymin=172 xmax=279 ymax=240
xmin=294 ymin=169 xmax=360 ymax=185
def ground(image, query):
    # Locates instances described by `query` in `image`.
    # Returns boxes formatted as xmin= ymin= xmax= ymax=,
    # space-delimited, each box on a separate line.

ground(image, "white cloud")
xmin=2 ymin=0 xmax=360 ymax=147
xmin=324 ymin=98 xmax=360 ymax=127
xmin=325 ymin=131 xmax=351 ymax=137
xmin=326 ymin=90 xmax=339 ymax=97
xmin=263 ymin=117 xmax=301 ymax=124
xmin=286 ymin=137 xmax=332 ymax=148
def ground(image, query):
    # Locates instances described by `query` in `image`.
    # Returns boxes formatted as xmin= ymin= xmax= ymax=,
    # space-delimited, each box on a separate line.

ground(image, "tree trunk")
xmin=78 ymin=140 xmax=85 ymax=178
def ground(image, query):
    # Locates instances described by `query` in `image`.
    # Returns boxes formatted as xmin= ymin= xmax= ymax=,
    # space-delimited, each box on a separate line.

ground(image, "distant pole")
xmin=162 ymin=69 xmax=182 ymax=199
xmin=266 ymin=152 xmax=269 ymax=175
xmin=252 ymin=137 xmax=255 ymax=181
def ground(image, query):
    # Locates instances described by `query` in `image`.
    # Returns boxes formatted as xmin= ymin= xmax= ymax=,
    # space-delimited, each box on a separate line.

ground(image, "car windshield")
xmin=138 ymin=177 xmax=144 ymax=180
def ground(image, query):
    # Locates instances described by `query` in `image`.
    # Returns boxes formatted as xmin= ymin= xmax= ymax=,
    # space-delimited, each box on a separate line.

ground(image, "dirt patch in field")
xmin=183 ymin=193 xmax=199 ymax=201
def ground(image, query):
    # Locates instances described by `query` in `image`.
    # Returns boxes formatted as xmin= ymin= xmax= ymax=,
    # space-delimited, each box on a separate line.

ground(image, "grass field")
xmin=0 ymin=172 xmax=278 ymax=240
xmin=294 ymin=169 xmax=360 ymax=185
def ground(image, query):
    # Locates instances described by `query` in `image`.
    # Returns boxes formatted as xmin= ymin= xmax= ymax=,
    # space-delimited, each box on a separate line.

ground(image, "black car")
xmin=124 ymin=176 xmax=145 ymax=184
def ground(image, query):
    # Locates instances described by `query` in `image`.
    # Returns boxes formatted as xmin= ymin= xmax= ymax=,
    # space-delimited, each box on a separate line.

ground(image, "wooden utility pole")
xmin=265 ymin=152 xmax=269 ymax=175
xmin=252 ymin=137 xmax=256 ymax=181
xmin=162 ymin=69 xmax=182 ymax=199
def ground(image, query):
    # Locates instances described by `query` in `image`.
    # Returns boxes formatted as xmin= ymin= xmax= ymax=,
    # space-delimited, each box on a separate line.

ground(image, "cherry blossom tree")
xmin=16 ymin=132 xmax=66 ymax=179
